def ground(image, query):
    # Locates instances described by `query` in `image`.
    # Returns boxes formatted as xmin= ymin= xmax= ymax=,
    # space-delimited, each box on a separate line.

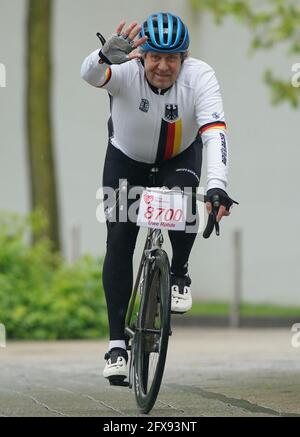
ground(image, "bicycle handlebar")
xmin=116 ymin=183 xmax=238 ymax=239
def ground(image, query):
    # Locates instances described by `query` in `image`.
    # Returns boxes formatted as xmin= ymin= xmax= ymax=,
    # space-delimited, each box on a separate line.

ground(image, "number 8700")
xmin=144 ymin=206 xmax=183 ymax=221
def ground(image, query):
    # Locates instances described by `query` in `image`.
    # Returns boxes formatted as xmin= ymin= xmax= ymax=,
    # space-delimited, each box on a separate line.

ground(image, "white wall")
xmin=0 ymin=0 xmax=299 ymax=305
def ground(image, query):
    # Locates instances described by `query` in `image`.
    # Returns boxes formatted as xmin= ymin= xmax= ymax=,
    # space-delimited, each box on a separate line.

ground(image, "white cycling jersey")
xmin=81 ymin=50 xmax=229 ymax=191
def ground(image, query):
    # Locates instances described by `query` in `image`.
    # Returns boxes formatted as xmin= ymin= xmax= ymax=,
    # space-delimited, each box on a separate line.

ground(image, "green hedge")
xmin=0 ymin=210 xmax=108 ymax=340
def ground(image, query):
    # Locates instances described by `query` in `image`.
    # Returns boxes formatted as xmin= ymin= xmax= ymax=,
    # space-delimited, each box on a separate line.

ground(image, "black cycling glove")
xmin=206 ymin=188 xmax=234 ymax=211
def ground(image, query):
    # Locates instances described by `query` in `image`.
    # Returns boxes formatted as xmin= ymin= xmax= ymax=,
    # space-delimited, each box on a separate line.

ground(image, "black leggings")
xmin=102 ymin=141 xmax=202 ymax=340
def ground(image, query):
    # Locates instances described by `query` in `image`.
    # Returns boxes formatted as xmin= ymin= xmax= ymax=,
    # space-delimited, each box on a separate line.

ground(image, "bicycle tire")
xmin=134 ymin=248 xmax=171 ymax=414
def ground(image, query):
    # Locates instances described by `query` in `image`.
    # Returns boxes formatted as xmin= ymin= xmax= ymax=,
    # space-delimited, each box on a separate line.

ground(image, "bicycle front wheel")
xmin=134 ymin=248 xmax=171 ymax=414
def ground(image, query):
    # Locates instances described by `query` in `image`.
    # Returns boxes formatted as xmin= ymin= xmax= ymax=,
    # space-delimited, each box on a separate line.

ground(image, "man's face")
xmin=144 ymin=52 xmax=182 ymax=89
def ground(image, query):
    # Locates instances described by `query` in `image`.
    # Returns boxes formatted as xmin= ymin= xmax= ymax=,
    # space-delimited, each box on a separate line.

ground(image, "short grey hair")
xmin=140 ymin=50 xmax=190 ymax=63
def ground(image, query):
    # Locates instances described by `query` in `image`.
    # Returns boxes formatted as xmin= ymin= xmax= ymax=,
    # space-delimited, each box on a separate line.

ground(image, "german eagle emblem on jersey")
xmin=165 ymin=104 xmax=178 ymax=121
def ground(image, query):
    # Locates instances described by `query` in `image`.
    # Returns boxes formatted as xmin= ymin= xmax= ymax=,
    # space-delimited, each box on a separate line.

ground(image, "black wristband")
xmin=98 ymin=49 xmax=112 ymax=65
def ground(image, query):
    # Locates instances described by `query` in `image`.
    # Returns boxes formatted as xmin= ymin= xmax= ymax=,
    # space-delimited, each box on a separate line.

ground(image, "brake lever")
xmin=212 ymin=198 xmax=220 ymax=236
xmin=214 ymin=213 xmax=220 ymax=236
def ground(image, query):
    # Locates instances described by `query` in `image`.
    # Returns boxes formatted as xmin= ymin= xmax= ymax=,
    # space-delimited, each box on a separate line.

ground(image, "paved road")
xmin=1 ymin=327 xmax=300 ymax=417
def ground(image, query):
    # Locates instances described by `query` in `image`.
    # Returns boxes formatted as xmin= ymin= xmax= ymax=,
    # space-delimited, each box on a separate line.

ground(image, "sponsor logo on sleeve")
xmin=212 ymin=112 xmax=220 ymax=119
xmin=220 ymin=132 xmax=227 ymax=165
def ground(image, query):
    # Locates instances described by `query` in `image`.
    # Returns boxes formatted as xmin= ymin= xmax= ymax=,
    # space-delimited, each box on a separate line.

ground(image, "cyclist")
xmin=81 ymin=12 xmax=232 ymax=384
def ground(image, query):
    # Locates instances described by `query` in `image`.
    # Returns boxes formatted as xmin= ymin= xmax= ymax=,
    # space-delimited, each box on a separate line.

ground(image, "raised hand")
xmin=114 ymin=21 xmax=148 ymax=60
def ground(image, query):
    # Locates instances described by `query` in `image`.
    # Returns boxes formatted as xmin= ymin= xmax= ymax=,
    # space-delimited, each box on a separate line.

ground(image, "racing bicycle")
xmin=106 ymin=168 xmax=237 ymax=414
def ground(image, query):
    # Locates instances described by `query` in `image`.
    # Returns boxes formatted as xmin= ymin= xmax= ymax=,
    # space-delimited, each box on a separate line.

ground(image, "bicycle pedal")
xmin=108 ymin=376 xmax=129 ymax=387
xmin=171 ymin=310 xmax=187 ymax=315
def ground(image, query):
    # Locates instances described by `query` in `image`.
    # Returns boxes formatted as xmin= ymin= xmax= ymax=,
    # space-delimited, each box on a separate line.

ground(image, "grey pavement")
xmin=0 ymin=327 xmax=300 ymax=417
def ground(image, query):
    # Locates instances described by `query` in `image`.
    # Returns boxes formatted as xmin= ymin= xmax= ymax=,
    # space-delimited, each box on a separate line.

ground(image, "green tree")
xmin=26 ymin=0 xmax=60 ymax=251
xmin=190 ymin=0 xmax=300 ymax=107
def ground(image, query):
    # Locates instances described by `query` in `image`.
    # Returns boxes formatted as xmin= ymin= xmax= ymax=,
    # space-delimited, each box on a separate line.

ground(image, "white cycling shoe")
xmin=171 ymin=274 xmax=192 ymax=314
xmin=103 ymin=347 xmax=128 ymax=385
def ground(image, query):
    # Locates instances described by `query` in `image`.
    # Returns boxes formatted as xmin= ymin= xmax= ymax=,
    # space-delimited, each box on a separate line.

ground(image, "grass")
xmin=190 ymin=301 xmax=300 ymax=318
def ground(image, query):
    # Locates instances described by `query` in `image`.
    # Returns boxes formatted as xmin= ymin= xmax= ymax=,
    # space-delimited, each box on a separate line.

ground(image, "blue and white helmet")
xmin=140 ymin=12 xmax=189 ymax=53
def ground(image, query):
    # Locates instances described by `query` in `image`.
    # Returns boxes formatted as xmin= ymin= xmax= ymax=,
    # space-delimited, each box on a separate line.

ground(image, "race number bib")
xmin=137 ymin=188 xmax=187 ymax=231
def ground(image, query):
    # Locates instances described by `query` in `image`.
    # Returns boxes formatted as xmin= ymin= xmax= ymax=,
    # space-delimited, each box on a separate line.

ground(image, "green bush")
xmin=0 ymin=210 xmax=108 ymax=340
